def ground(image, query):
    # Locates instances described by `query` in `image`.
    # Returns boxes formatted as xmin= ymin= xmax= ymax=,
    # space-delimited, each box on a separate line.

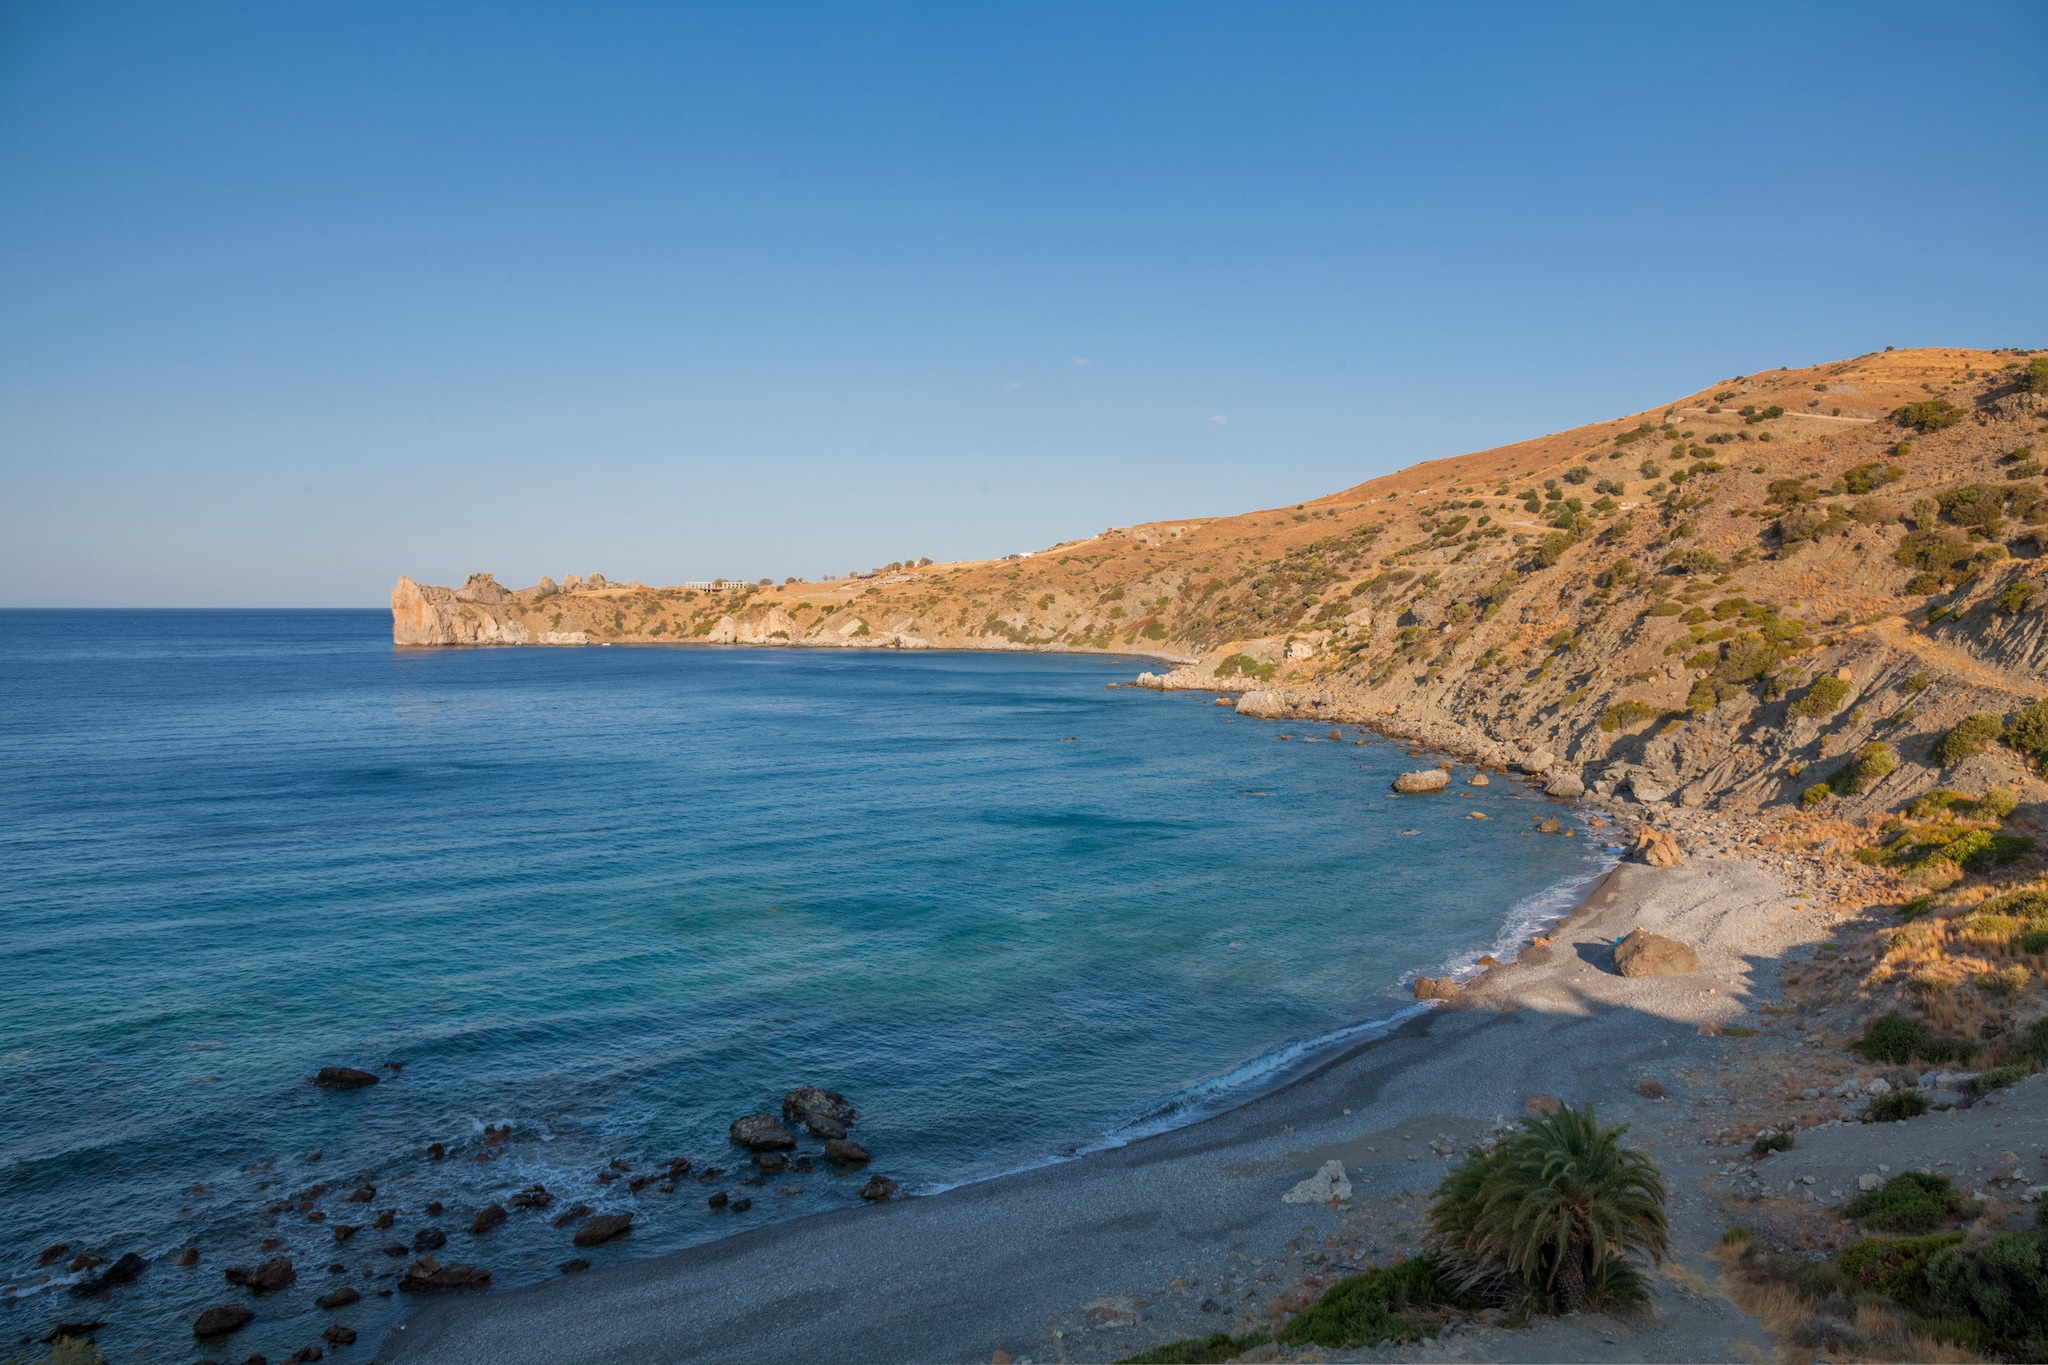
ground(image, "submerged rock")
xmin=1614 ymin=928 xmax=1698 ymax=977
xmin=550 ymin=1203 xmax=594 ymax=1229
xmin=468 ymin=1205 xmax=506 ymax=1236
xmin=729 ymin=1113 xmax=797 ymax=1151
xmin=314 ymin=1287 xmax=359 ymax=1311
xmin=224 ymin=1258 xmax=295 ymax=1293
xmin=822 ymin=1139 xmax=872 ymax=1165
xmin=311 ymin=1067 xmax=379 ymax=1090
xmin=399 ymin=1255 xmax=490 ymax=1291
xmin=782 ymin=1087 xmax=858 ymax=1139
xmin=71 ymin=1251 xmax=147 ymax=1295
xmin=572 ymin=1213 xmax=633 ymax=1247
xmin=192 ymin=1304 xmax=255 ymax=1338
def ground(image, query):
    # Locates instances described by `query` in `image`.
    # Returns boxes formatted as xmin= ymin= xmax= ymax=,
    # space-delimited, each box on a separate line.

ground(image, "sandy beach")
xmin=376 ymin=831 xmax=1940 ymax=1365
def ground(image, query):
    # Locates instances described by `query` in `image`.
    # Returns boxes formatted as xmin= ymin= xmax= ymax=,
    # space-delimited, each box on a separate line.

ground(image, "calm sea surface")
xmin=0 ymin=610 xmax=1610 ymax=1359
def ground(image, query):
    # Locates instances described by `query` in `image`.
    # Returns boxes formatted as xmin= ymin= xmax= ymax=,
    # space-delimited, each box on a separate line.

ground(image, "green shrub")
xmin=1895 ymin=528 xmax=1974 ymax=574
xmin=2021 ymin=930 xmax=2048 ymax=954
xmin=1214 ymin=654 xmax=1275 ymax=681
xmin=1937 ymin=713 xmax=2006 ymax=765
xmin=1646 ymin=600 xmax=1681 ymax=617
xmin=1978 ymin=965 xmax=2031 ymax=995
xmin=1977 ymin=1063 xmax=2030 ymax=1092
xmin=1853 ymin=1014 xmax=1974 ymax=1065
xmin=1842 ymin=463 xmax=1904 ymax=494
xmin=2020 ymin=358 xmax=2048 ymax=394
xmin=1599 ymin=700 xmax=1657 ymax=732
xmin=2006 ymin=703 xmax=2048 ymax=758
xmin=1894 ymin=399 xmax=1964 ymax=433
xmin=1842 ymin=1171 xmax=1968 ymax=1233
xmin=1840 ymin=1232 xmax=1967 ymax=1311
xmin=1900 ymin=894 xmax=1938 ymax=921
xmin=1834 ymin=741 xmax=1898 ymax=795
xmin=1978 ymin=787 xmax=2021 ymax=820
xmin=1120 ymin=1332 xmax=1275 ymax=1363
xmin=1750 ymin=1131 xmax=1793 ymax=1158
xmin=1279 ymin=1257 xmax=1475 ymax=1348
xmin=1869 ymin=1090 xmax=1931 ymax=1121
xmin=1997 ymin=580 xmax=2041 ymax=614
xmin=1926 ymin=1232 xmax=2048 ymax=1346
xmin=1904 ymin=572 xmax=1943 ymax=594
xmin=1427 ymin=1103 xmax=1665 ymax=1314
xmin=2025 ymin=1018 xmax=2048 ymax=1064
xmin=1801 ymin=783 xmax=1832 ymax=808
xmin=1788 ymin=675 xmax=1850 ymax=718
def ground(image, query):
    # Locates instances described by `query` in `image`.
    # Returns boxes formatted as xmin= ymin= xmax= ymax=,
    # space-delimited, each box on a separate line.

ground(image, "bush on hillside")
xmin=1937 ymin=713 xmax=2006 ymax=765
xmin=1925 ymin=1231 xmax=2048 ymax=1349
xmin=1788 ymin=675 xmax=1850 ymax=718
xmin=1840 ymin=1232 xmax=1967 ymax=1311
xmin=1427 ymin=1103 xmax=1665 ymax=1314
xmin=1894 ymin=399 xmax=1964 ymax=433
xmin=1119 ymin=1332 xmax=1274 ymax=1364
xmin=1842 ymin=463 xmax=1904 ymax=494
xmin=1869 ymin=1090 xmax=1931 ymax=1122
xmin=2019 ymin=357 xmax=2048 ymax=394
xmin=1843 ymin=1171 xmax=1968 ymax=1233
xmin=1852 ymin=1014 xmax=1974 ymax=1066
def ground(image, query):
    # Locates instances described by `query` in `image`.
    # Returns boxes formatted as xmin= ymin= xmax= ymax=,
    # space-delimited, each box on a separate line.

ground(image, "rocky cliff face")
xmin=394 ymin=347 xmax=2048 ymax=824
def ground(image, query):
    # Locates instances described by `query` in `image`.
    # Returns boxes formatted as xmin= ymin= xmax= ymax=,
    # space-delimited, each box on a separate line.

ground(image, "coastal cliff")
xmin=397 ymin=346 xmax=2048 ymax=824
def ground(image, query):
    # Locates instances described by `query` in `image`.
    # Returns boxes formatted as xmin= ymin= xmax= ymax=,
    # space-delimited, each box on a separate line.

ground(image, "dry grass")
xmin=1710 ymin=1235 xmax=1984 ymax=1364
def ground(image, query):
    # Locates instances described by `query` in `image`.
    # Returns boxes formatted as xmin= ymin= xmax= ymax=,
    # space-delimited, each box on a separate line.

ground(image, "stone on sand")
xmin=1282 ymin=1160 xmax=1352 ymax=1204
xmin=1613 ymin=928 xmax=1698 ymax=977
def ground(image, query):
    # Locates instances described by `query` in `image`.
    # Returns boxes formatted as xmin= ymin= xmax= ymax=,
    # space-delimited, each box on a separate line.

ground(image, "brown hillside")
xmin=397 ymin=345 xmax=2048 ymax=831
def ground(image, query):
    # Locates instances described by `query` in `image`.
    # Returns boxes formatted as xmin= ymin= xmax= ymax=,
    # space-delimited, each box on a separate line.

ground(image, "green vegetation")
xmin=1278 ymin=1257 xmax=1476 ymax=1349
xmin=1840 ymin=1232 xmax=1967 ymax=1309
xmin=1894 ymin=399 xmax=1964 ymax=433
xmin=1750 ymin=1131 xmax=1793 ymax=1157
xmin=1977 ymin=1063 xmax=2030 ymax=1092
xmin=1427 ymin=1103 xmax=1665 ymax=1314
xmin=1801 ymin=782 xmax=1832 ymax=809
xmin=1119 ymin=1332 xmax=1274 ymax=1363
xmin=1852 ymin=1014 xmax=1975 ymax=1066
xmin=1214 ymin=654 xmax=1275 ymax=681
xmin=1925 ymin=1228 xmax=2048 ymax=1351
xmin=1646 ymin=601 xmax=1682 ymax=617
xmin=1599 ymin=699 xmax=1657 ymax=732
xmin=2019 ymin=357 xmax=2048 ymax=394
xmin=2005 ymin=702 xmax=2048 ymax=763
xmin=1937 ymin=712 xmax=2006 ymax=765
xmin=1869 ymin=1090 xmax=1931 ymax=1122
xmin=1843 ymin=1171 xmax=1968 ymax=1233
xmin=1825 ymin=741 xmax=1897 ymax=797
xmin=1842 ymin=462 xmax=1904 ymax=494
xmin=1787 ymin=675 xmax=1849 ymax=718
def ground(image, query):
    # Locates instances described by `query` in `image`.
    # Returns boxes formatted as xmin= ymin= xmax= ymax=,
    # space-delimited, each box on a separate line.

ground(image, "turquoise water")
xmin=0 ymin=611 xmax=1609 ymax=1359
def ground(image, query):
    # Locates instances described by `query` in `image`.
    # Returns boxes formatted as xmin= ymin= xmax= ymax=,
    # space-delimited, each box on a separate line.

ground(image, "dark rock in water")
xmin=179 ymin=1247 xmax=201 ymax=1267
xmin=791 ymin=1156 xmax=813 ymax=1173
xmin=424 ymin=1201 xmax=444 ymax=1216
xmin=595 ymin=1171 xmax=620 ymax=1185
xmin=728 ymin=1112 xmax=796 ymax=1151
xmin=728 ymin=1197 xmax=752 ymax=1212
xmin=781 ymin=1087 xmax=858 ymax=1140
xmin=288 ymin=1346 xmax=324 ymax=1363
xmin=322 ymin=1324 xmax=357 ymax=1346
xmin=241 ymin=1354 xmax=270 ymax=1365
xmin=370 ymin=1209 xmax=395 ymax=1230
xmin=412 ymin=1228 xmax=446 ymax=1252
xmin=225 ymin=1258 xmax=295 ymax=1293
xmin=327 ymin=1263 xmax=344 ymax=1274
xmin=330 ymin=1226 xmax=358 ymax=1244
xmin=468 ymin=1205 xmax=506 ymax=1236
xmin=740 ymin=1176 xmax=766 ymax=1187
xmin=312 ymin=1067 xmax=379 ymax=1090
xmin=426 ymin=1142 xmax=446 ymax=1160
xmin=750 ymin=1153 xmax=788 ymax=1175
xmin=37 ymin=1244 xmax=70 ymax=1267
xmin=822 ymin=1139 xmax=872 ymax=1165
xmin=193 ymin=1303 xmax=255 ymax=1338
xmin=627 ymin=1174 xmax=653 ymax=1192
xmin=70 ymin=1253 xmax=107 ymax=1272
xmin=1535 ymin=816 xmax=1562 ymax=834
xmin=658 ymin=1181 xmax=675 ymax=1193
xmin=549 ymin=1203 xmax=593 ymax=1229
xmin=41 ymin=1322 xmax=105 ymax=1343
xmin=663 ymin=1157 xmax=693 ymax=1178
xmin=572 ymin=1213 xmax=633 ymax=1247
xmin=608 ymin=1157 xmax=631 ymax=1172
xmin=379 ymin=1244 xmax=408 ymax=1258
xmin=265 ymin=1200 xmax=293 ymax=1215
xmin=315 ymin=1287 xmax=359 ymax=1310
xmin=707 ymin=1191 xmax=729 ymax=1209
xmin=72 ymin=1251 xmax=148 ymax=1294
xmin=399 ymin=1255 xmax=490 ymax=1291
xmin=559 ymin=1257 xmax=590 ymax=1274
xmin=694 ymin=1168 xmax=725 ymax=1184
xmin=859 ymin=1176 xmax=901 ymax=1202
xmin=346 ymin=1184 xmax=375 ymax=1203
xmin=506 ymin=1184 xmax=552 ymax=1209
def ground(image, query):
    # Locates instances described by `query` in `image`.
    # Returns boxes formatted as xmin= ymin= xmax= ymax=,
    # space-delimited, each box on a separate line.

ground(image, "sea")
xmin=0 ymin=610 xmax=1613 ymax=1361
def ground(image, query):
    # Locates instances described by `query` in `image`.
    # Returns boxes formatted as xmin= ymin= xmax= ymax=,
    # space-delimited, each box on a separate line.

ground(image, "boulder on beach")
xmin=859 ymin=1175 xmax=901 ymax=1202
xmin=1635 ymin=827 xmax=1685 ymax=867
xmin=1392 ymin=769 xmax=1450 ymax=793
xmin=192 ymin=1304 xmax=254 ymax=1339
xmin=1613 ymin=928 xmax=1699 ymax=977
xmin=728 ymin=1112 xmax=797 ymax=1151
xmin=1412 ymin=976 xmax=1458 ymax=1001
xmin=312 ymin=1067 xmax=380 ymax=1090
xmin=1626 ymin=774 xmax=1672 ymax=804
xmin=1282 ymin=1159 xmax=1353 ymax=1205
xmin=1518 ymin=750 xmax=1555 ymax=775
xmin=399 ymin=1255 xmax=490 ymax=1291
xmin=572 ymin=1213 xmax=633 ymax=1248
xmin=1544 ymin=772 xmax=1585 ymax=798
xmin=782 ymin=1086 xmax=858 ymax=1139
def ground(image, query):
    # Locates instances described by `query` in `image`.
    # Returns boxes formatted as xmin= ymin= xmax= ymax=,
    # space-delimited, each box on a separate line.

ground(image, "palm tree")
xmin=1427 ymin=1103 xmax=1667 ymax=1313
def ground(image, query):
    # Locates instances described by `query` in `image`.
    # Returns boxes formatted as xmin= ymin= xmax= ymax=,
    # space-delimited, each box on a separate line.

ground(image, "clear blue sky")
xmin=2 ymin=2 xmax=2043 ymax=605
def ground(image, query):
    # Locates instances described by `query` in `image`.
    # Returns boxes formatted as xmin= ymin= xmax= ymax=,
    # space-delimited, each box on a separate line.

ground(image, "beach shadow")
xmin=1573 ymin=939 xmax=1619 ymax=974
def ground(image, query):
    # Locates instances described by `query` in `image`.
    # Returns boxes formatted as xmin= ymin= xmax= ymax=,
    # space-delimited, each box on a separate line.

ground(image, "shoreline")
xmin=378 ymin=821 xmax=1854 ymax=1364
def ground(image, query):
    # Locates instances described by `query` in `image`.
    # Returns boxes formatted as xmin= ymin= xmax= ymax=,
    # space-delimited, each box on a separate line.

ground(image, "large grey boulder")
xmin=1544 ymin=772 xmax=1586 ymax=798
xmin=1392 ymin=769 xmax=1450 ymax=793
